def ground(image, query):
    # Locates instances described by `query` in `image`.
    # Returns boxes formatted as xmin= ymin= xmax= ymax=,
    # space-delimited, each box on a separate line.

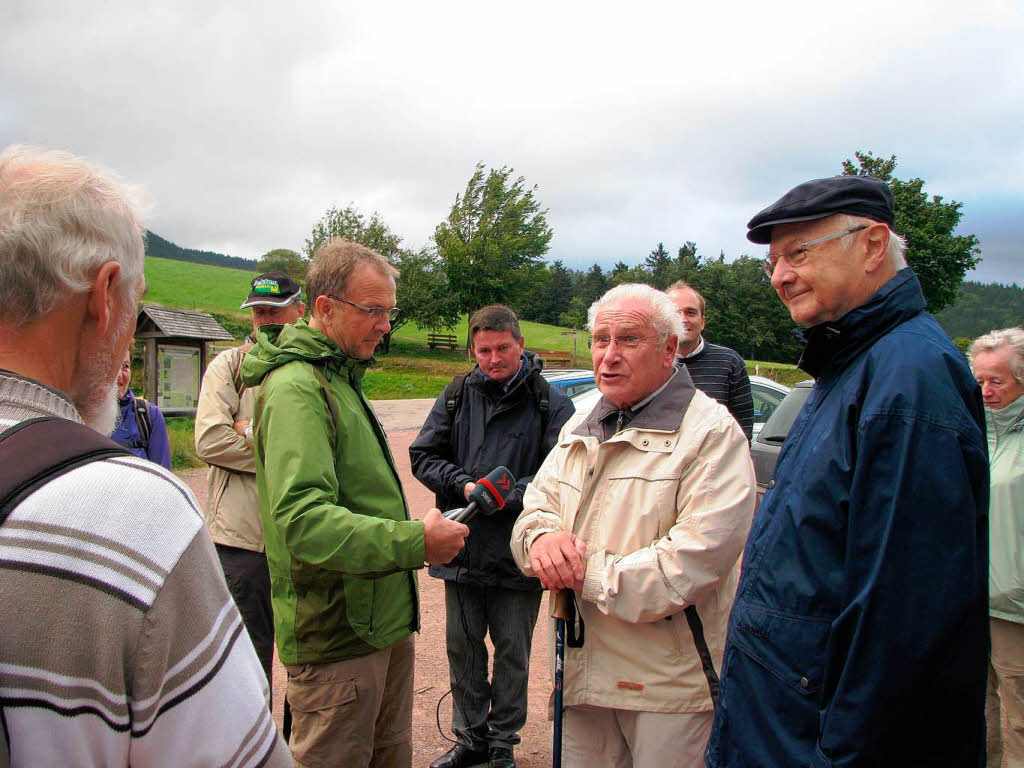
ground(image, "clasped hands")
xmin=529 ymin=531 xmax=587 ymax=592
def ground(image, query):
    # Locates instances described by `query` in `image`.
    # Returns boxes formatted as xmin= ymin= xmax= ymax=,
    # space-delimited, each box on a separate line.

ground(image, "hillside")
xmin=145 ymin=230 xmax=256 ymax=271
xmin=141 ymin=255 xmax=587 ymax=355
xmin=144 ymin=255 xmax=255 ymax=316
xmin=935 ymin=281 xmax=1024 ymax=338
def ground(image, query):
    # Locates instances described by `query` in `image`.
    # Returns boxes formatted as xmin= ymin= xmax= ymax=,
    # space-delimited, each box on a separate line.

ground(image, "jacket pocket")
xmin=718 ymin=601 xmax=831 ymax=757
xmin=729 ymin=602 xmax=829 ymax=695
xmin=344 ymin=576 xmax=374 ymax=639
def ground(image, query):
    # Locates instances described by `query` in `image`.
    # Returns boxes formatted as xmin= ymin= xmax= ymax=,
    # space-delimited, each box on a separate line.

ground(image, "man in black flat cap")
xmin=705 ymin=176 xmax=990 ymax=768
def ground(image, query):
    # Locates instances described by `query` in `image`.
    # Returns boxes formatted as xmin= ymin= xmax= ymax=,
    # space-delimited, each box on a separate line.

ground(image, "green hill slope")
xmin=144 ymin=255 xmax=255 ymax=315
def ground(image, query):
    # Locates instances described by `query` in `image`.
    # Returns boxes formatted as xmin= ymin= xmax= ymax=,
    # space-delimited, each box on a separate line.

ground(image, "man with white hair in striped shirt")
xmin=0 ymin=144 xmax=290 ymax=766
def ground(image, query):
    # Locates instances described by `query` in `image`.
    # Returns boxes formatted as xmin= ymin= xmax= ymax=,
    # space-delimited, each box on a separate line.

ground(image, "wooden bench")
xmin=427 ymin=332 xmax=459 ymax=351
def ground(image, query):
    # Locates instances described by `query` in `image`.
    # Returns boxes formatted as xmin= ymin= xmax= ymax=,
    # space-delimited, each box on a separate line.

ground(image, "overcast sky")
xmin=2 ymin=0 xmax=1021 ymax=285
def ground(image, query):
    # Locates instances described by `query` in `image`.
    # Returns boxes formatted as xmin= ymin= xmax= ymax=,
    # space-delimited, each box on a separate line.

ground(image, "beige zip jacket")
xmin=511 ymin=371 xmax=756 ymax=713
xmin=194 ymin=343 xmax=264 ymax=552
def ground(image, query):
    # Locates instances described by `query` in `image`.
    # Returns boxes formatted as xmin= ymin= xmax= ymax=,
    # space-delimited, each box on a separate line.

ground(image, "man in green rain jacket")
xmin=242 ymin=239 xmax=469 ymax=768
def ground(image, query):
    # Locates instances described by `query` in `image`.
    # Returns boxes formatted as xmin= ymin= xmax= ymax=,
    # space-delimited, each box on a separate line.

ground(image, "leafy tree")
xmin=435 ymin=163 xmax=552 ymax=330
xmin=304 ymin=204 xmax=457 ymax=353
xmin=383 ymin=247 xmax=462 ymax=352
xmin=256 ymin=248 xmax=306 ymax=281
xmin=841 ymin=151 xmax=981 ymax=313
xmin=305 ymin=205 xmax=403 ymax=260
xmin=558 ymin=297 xmax=589 ymax=330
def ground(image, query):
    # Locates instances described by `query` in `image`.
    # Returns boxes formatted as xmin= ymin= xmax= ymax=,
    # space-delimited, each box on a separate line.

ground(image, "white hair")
xmin=587 ymin=283 xmax=684 ymax=344
xmin=969 ymin=327 xmax=1024 ymax=386
xmin=838 ymin=213 xmax=907 ymax=270
xmin=0 ymin=144 xmax=147 ymax=327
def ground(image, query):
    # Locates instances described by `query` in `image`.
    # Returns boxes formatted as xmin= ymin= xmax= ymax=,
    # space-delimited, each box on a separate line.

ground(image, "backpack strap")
xmin=443 ymin=373 xmax=468 ymax=420
xmin=133 ymin=397 xmax=153 ymax=450
xmin=0 ymin=417 xmax=129 ymax=524
xmin=527 ymin=369 xmax=551 ymax=436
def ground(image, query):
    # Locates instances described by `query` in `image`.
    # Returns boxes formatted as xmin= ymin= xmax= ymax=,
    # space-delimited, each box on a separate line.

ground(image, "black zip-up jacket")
xmin=409 ymin=352 xmax=575 ymax=590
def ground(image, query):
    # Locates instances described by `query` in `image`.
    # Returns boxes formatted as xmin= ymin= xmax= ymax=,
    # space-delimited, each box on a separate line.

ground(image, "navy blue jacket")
xmin=707 ymin=270 xmax=989 ymax=768
xmin=111 ymin=388 xmax=172 ymax=470
xmin=409 ymin=352 xmax=574 ymax=590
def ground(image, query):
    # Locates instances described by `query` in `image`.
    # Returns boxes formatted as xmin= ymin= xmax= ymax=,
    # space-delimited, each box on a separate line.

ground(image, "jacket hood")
xmin=798 ymin=268 xmax=926 ymax=379
xmin=240 ymin=318 xmax=370 ymax=387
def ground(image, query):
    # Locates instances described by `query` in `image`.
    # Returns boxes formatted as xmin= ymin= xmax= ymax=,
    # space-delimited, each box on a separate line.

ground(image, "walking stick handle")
xmin=550 ymin=588 xmax=573 ymax=620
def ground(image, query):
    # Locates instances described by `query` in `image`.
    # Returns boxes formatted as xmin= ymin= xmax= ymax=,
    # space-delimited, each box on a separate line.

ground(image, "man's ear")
xmin=313 ymin=295 xmax=331 ymax=320
xmin=663 ymin=333 xmax=679 ymax=363
xmin=85 ymin=261 xmax=123 ymax=337
xmin=862 ymin=224 xmax=891 ymax=273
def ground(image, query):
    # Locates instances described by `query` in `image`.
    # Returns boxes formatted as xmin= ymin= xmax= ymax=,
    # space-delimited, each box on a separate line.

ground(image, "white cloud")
xmin=2 ymin=0 xmax=1021 ymax=282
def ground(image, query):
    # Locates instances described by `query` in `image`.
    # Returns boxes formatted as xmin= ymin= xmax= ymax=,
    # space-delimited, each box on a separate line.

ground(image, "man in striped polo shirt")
xmin=666 ymin=281 xmax=754 ymax=441
xmin=0 ymin=145 xmax=289 ymax=766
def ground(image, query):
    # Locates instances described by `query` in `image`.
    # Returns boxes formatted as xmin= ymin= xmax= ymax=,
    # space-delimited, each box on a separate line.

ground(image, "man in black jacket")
xmin=410 ymin=305 xmax=575 ymax=768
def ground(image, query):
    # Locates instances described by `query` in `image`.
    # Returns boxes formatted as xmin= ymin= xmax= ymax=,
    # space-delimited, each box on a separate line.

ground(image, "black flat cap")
xmin=240 ymin=271 xmax=303 ymax=309
xmin=746 ymin=175 xmax=894 ymax=244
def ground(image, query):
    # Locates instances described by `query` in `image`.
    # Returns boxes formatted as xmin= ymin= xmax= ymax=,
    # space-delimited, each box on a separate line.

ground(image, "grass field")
xmin=144 ymin=256 xmax=255 ymax=314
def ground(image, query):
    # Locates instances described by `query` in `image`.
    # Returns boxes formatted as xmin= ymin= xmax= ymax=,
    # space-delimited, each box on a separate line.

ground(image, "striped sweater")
xmin=0 ymin=370 xmax=291 ymax=767
xmin=676 ymin=340 xmax=754 ymax=440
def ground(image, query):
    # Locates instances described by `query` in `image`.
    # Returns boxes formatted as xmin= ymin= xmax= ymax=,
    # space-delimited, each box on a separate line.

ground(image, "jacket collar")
xmin=987 ymin=396 xmax=1024 ymax=435
xmin=574 ymin=367 xmax=696 ymax=439
xmin=468 ymin=350 xmax=542 ymax=397
xmin=797 ymin=268 xmax=926 ymax=380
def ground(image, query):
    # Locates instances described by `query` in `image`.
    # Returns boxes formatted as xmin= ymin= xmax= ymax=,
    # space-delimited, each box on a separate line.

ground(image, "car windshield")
xmin=757 ymin=384 xmax=813 ymax=443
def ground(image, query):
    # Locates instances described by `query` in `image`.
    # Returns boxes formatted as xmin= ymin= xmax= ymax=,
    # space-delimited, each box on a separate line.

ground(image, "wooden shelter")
xmin=135 ymin=306 xmax=234 ymax=417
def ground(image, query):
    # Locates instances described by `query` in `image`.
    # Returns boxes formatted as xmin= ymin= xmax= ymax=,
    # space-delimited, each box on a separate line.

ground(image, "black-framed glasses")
xmin=762 ymin=224 xmax=868 ymax=278
xmin=327 ymin=295 xmax=401 ymax=322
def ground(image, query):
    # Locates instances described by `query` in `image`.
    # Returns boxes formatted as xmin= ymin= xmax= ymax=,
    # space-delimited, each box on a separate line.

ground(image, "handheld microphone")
xmin=442 ymin=466 xmax=516 ymax=524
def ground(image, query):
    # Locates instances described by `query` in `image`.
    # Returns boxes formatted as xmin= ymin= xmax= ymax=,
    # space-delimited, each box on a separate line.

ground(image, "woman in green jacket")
xmin=970 ymin=327 xmax=1024 ymax=768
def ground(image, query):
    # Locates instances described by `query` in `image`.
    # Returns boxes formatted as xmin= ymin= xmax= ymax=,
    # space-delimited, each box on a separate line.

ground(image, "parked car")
xmin=540 ymin=368 xmax=597 ymax=398
xmin=748 ymin=375 xmax=790 ymax=439
xmin=569 ymin=372 xmax=790 ymax=441
xmin=749 ymin=379 xmax=815 ymax=505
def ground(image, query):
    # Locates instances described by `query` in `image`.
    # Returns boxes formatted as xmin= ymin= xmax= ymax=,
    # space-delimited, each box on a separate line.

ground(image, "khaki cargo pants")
xmin=285 ymin=635 xmax=414 ymax=768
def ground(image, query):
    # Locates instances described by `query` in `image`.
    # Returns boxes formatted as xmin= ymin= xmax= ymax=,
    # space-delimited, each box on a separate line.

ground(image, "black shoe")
xmin=489 ymin=746 xmax=516 ymax=768
xmin=430 ymin=744 xmax=489 ymax=768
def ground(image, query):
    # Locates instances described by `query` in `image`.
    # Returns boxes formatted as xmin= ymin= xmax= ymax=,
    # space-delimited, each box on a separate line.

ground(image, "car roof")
xmin=540 ymin=369 xmax=593 ymax=382
xmin=748 ymin=375 xmax=791 ymax=393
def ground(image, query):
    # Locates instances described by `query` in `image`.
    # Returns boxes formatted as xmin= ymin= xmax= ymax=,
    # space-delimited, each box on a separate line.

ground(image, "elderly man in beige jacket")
xmin=511 ymin=283 xmax=756 ymax=768
xmin=195 ymin=270 xmax=305 ymax=683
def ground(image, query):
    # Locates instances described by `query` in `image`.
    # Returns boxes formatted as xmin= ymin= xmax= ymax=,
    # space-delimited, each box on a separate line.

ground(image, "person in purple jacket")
xmin=111 ymin=352 xmax=172 ymax=469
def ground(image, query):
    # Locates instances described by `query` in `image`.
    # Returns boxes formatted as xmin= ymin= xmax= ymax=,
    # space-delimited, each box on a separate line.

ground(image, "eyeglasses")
xmin=591 ymin=334 xmax=655 ymax=350
xmin=327 ymin=295 xmax=401 ymax=322
xmin=762 ymin=224 xmax=868 ymax=278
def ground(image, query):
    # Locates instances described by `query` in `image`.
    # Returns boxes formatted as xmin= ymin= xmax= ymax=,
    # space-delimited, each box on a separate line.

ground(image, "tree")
xmin=256 ymin=248 xmax=306 ymax=281
xmin=558 ymin=297 xmax=589 ymax=330
xmin=841 ymin=151 xmax=981 ymax=313
xmin=305 ymin=205 xmax=402 ymax=260
xmin=577 ymin=263 xmax=609 ymax=309
xmin=302 ymin=202 xmax=469 ymax=353
xmin=435 ymin=163 xmax=553 ymax=331
xmin=644 ymin=242 xmax=673 ymax=288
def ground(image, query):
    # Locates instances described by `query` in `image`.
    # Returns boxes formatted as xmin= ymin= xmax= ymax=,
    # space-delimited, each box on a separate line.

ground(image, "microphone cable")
xmin=434 ymin=540 xmax=480 ymax=745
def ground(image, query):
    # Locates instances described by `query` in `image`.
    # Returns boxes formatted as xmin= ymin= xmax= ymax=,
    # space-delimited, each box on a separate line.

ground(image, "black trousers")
xmin=216 ymin=543 xmax=274 ymax=685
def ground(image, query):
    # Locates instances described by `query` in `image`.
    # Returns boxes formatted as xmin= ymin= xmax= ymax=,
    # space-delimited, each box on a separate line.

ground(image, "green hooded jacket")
xmin=987 ymin=395 xmax=1024 ymax=625
xmin=241 ymin=318 xmax=423 ymax=664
